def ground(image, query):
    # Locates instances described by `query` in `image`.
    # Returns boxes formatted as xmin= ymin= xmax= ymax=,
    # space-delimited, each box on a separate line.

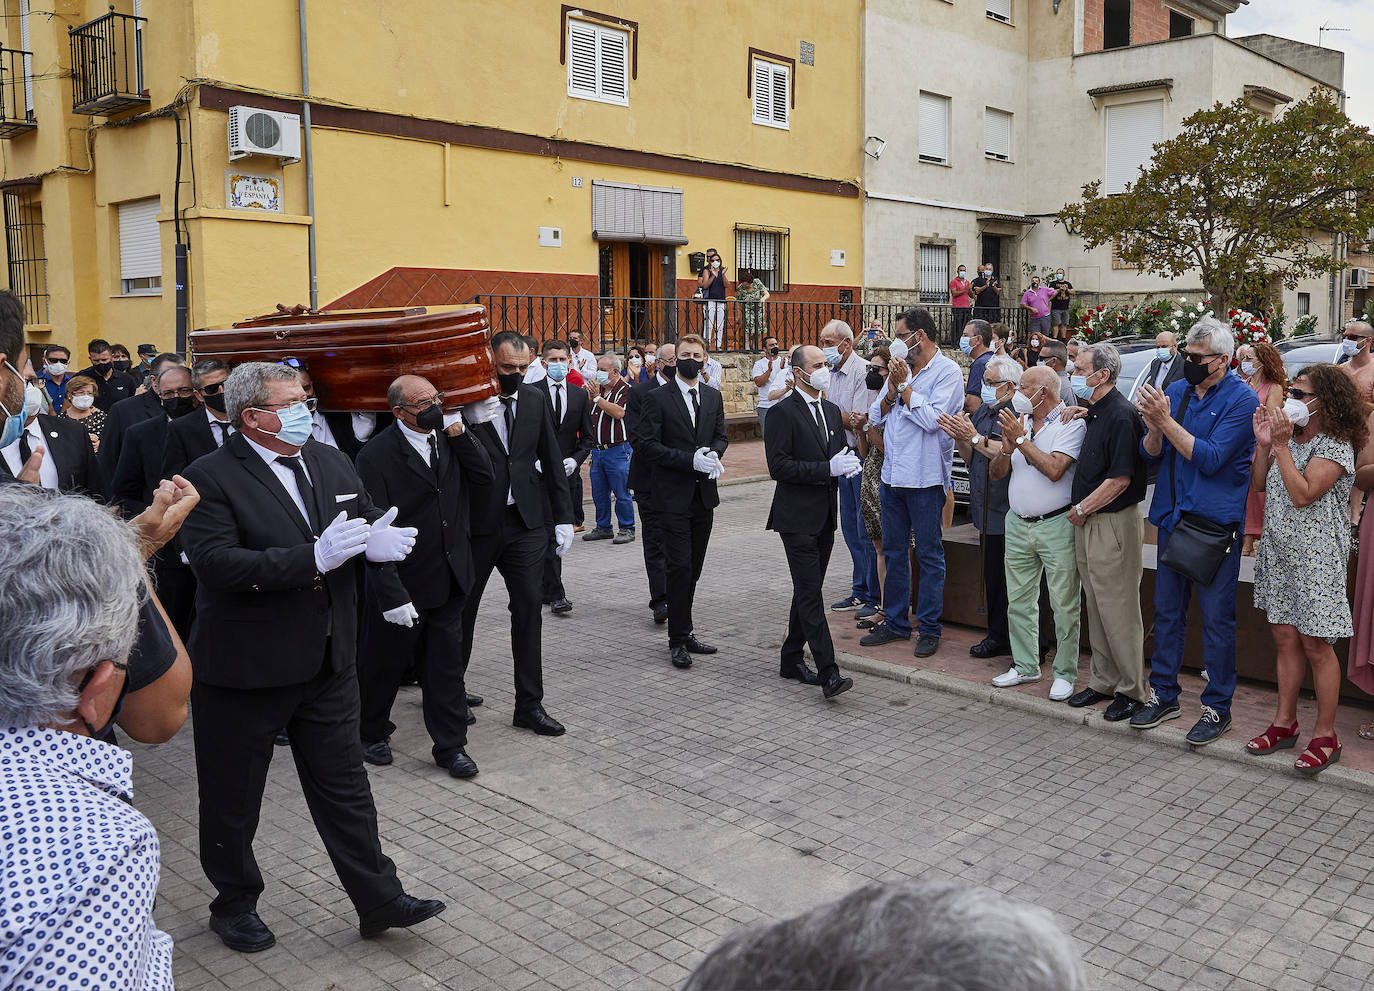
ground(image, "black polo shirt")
xmin=77 ymin=365 xmax=138 ymax=411
xmin=1071 ymin=388 xmax=1146 ymax=511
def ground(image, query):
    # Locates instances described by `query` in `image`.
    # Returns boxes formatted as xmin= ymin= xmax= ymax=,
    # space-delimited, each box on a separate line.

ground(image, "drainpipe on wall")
xmin=298 ymin=0 xmax=318 ymax=310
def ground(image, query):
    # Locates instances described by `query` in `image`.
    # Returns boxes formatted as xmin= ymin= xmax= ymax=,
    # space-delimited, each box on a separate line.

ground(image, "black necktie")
xmin=500 ymin=396 xmax=516 ymax=450
xmin=553 ymin=384 xmax=563 ymax=423
xmin=811 ymin=402 xmax=829 ymax=450
xmin=212 ymin=421 xmax=228 ymax=447
xmin=428 ymin=433 xmax=440 ymax=471
xmin=689 ymin=388 xmax=700 ymax=424
xmin=276 ymin=455 xmax=321 ymax=534
xmin=18 ymin=430 xmax=31 ymax=465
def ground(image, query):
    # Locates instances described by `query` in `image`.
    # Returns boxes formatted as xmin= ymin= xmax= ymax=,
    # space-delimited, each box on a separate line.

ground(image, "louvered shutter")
xmin=1104 ymin=100 xmax=1163 ymax=194
xmin=118 ymin=198 xmax=161 ymax=281
xmin=986 ymin=0 xmax=1012 ymax=22
xmin=641 ymin=186 xmax=687 ymax=244
xmin=598 ymin=27 xmax=628 ymax=103
xmin=770 ymin=64 xmax=789 ymax=127
xmin=568 ymin=21 xmax=598 ymax=98
xmin=919 ymin=92 xmax=949 ymax=163
xmin=593 ymin=182 xmax=686 ymax=243
xmin=753 ymin=60 xmax=772 ymax=124
xmin=919 ymin=245 xmax=950 ymax=303
xmin=985 ymin=108 xmax=1012 ymax=160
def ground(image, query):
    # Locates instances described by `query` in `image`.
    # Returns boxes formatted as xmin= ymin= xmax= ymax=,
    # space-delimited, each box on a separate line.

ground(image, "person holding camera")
xmin=698 ymin=248 xmax=729 ymax=350
xmin=751 ymin=335 xmax=789 ymax=431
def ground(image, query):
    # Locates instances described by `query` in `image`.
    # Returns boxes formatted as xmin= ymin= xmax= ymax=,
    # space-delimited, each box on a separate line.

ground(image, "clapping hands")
xmin=936 ymin=411 xmax=976 ymax=443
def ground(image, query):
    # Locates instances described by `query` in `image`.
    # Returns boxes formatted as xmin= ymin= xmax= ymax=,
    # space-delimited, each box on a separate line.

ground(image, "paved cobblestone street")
xmin=140 ymin=479 xmax=1374 ymax=991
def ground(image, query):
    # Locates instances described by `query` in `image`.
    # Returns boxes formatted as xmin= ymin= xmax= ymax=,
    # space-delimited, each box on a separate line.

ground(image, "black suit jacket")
xmin=355 ymin=422 xmax=493 ymax=609
xmin=161 ymin=410 xmax=224 ymax=480
xmin=29 ymin=414 xmax=107 ymax=500
xmin=635 ymin=378 xmax=729 ymax=514
xmin=111 ymin=415 xmax=168 ymax=520
xmin=626 ymin=376 xmax=665 ymax=493
xmin=180 ymin=433 xmax=400 ymax=689
xmin=1145 ymin=353 xmax=1186 ymax=392
xmin=98 ymin=389 xmax=163 ymax=477
xmin=321 ymin=411 xmax=394 ymax=461
xmin=534 ymin=379 xmax=594 ymax=464
xmin=763 ymin=391 xmax=846 ymax=534
xmin=467 ymin=385 xmax=575 ymax=534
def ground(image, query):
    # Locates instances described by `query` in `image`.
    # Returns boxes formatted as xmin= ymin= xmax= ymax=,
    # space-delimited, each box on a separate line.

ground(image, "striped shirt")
xmin=595 ymin=379 xmax=630 ymax=446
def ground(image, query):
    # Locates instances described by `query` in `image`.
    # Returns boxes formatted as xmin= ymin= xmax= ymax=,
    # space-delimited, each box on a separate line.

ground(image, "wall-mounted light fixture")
xmin=1053 ymin=0 xmax=1061 ymax=11
xmin=863 ymin=136 xmax=887 ymax=159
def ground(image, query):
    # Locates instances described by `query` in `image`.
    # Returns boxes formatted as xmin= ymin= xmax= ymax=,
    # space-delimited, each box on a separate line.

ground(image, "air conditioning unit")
xmin=1350 ymin=267 xmax=1370 ymax=289
xmin=228 ymin=106 xmax=302 ymax=164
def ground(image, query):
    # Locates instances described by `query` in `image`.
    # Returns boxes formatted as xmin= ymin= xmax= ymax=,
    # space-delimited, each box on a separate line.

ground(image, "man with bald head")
xmin=354 ymin=374 xmax=493 ymax=778
xmin=1146 ymin=330 xmax=1184 ymax=393
xmin=1341 ymin=320 xmax=1374 ymax=402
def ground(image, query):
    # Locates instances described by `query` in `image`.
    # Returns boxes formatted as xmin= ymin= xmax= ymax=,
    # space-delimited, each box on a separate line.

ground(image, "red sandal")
xmin=1295 ymin=735 xmax=1341 ymax=774
xmin=1246 ymin=722 xmax=1299 ymax=754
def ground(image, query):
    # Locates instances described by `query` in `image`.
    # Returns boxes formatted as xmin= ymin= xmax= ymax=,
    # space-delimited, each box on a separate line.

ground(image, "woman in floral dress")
xmin=735 ymin=269 xmax=769 ymax=349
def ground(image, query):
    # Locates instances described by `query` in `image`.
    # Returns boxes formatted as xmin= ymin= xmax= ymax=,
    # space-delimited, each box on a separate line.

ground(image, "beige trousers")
xmin=1073 ymin=507 xmax=1147 ymax=701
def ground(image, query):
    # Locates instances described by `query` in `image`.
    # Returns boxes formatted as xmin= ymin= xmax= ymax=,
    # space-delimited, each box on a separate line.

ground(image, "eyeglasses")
xmin=871 ymin=366 xmax=890 ymax=375
xmin=983 ymin=378 xmax=1004 ymax=387
xmin=276 ymin=357 xmax=303 ymax=369
xmin=161 ymin=386 xmax=196 ymax=399
xmin=398 ymin=397 xmax=441 ymax=411
xmin=199 ymin=383 xmax=225 ymax=395
xmin=1287 ymin=387 xmax=1317 ymax=401
xmin=254 ymin=397 xmax=317 ymax=413
xmin=1183 ymin=351 xmax=1224 ymax=364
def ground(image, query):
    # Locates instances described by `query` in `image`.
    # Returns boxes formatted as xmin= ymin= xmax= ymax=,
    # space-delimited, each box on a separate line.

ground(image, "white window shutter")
xmin=770 ymin=64 xmax=789 ymax=127
xmin=598 ymin=27 xmax=628 ymax=103
xmin=1104 ymin=100 xmax=1163 ymax=194
xmin=986 ymin=0 xmax=1012 ymax=22
xmin=985 ymin=108 xmax=1012 ymax=160
xmin=568 ymin=21 xmax=599 ymax=98
xmin=118 ymin=198 xmax=161 ymax=281
xmin=18 ymin=0 xmax=32 ymax=113
xmin=919 ymin=92 xmax=949 ymax=163
xmin=919 ymin=244 xmax=950 ymax=301
xmin=753 ymin=60 xmax=772 ymax=124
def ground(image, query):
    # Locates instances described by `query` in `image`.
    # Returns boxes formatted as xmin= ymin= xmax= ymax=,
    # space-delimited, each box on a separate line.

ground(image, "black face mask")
xmin=865 ymin=368 xmax=886 ymax=391
xmin=162 ymin=395 xmax=196 ymax=419
xmin=203 ymin=392 xmax=227 ymax=413
xmin=768 ymin=346 xmax=779 ymax=356
xmin=661 ymin=362 xmax=677 ymax=379
xmin=113 ymin=359 xmax=132 ymax=372
xmin=1183 ymin=358 xmax=1211 ymax=386
xmin=497 ymin=371 xmax=523 ymax=396
xmin=676 ymin=357 xmax=703 ymax=381
xmin=414 ymin=402 xmax=445 ymax=432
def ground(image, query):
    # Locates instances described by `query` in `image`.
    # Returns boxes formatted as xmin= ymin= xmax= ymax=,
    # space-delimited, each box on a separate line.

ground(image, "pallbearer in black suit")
xmin=764 ymin=345 xmax=860 ymax=699
xmin=162 ymin=358 xmax=233 ymax=477
xmin=636 ymin=334 xmax=728 ymax=670
xmin=97 ymin=351 xmax=183 ymax=477
xmin=460 ymin=331 xmax=574 ymax=737
xmin=533 ymin=339 xmax=593 ymax=614
xmin=626 ymin=342 xmax=674 ymax=625
xmin=355 ymin=375 xmax=493 ymax=778
xmin=178 ymin=362 xmax=444 ymax=953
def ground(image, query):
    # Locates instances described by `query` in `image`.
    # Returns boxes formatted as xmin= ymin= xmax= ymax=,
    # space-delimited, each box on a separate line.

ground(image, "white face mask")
xmin=71 ymin=394 xmax=96 ymax=410
xmin=804 ymin=366 xmax=831 ymax=392
xmin=1341 ymin=337 xmax=1364 ymax=357
xmin=45 ymin=362 xmax=67 ymax=376
xmin=888 ymin=336 xmax=910 ymax=362
xmin=1283 ymin=396 xmax=1311 ymax=428
xmin=1012 ymin=391 xmax=1035 ymax=415
xmin=22 ymin=383 xmax=43 ymax=417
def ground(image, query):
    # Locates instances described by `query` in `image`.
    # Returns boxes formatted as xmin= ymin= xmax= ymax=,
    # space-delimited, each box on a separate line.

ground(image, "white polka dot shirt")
xmin=0 ymin=727 xmax=173 ymax=990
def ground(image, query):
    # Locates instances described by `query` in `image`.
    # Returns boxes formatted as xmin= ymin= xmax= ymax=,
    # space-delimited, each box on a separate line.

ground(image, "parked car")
xmin=1281 ymin=341 xmax=1343 ymax=379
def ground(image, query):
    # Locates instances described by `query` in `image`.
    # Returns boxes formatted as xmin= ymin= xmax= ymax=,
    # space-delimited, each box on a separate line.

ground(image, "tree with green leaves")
xmin=1057 ymin=91 xmax=1374 ymax=315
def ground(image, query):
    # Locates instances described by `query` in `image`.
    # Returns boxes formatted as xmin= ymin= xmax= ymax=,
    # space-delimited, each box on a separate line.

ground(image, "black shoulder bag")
xmin=1156 ymin=389 xmax=1238 ymax=585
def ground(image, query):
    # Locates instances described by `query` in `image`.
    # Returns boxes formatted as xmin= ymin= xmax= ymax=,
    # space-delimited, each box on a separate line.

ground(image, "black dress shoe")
xmin=779 ymin=661 xmax=822 ymax=685
xmin=859 ymin=624 xmax=909 ymax=647
xmin=969 ymin=637 xmax=1011 ymax=659
xmin=822 ymin=672 xmax=854 ymax=699
xmin=466 ymin=693 xmax=484 ymax=708
xmin=550 ymin=598 xmax=573 ymax=614
xmin=512 ymin=705 xmax=566 ymax=736
xmin=1067 ymin=688 xmax=1113 ymax=709
xmin=210 ymin=911 xmax=276 ymax=953
xmin=465 ymin=711 xmax=476 ymax=726
xmin=653 ymin=605 xmax=669 ymax=625
xmin=670 ymin=646 xmax=693 ymax=669
xmin=913 ymin=635 xmax=940 ymax=658
xmin=359 ymin=893 xmax=447 ymax=939
xmin=362 ymin=739 xmax=393 ymax=766
xmin=684 ymin=635 xmax=717 ymax=655
xmin=1103 ymin=694 xmax=1144 ymax=722
xmin=273 ymin=730 xmax=290 ymax=747
xmin=438 ymin=750 xmax=479 ymax=778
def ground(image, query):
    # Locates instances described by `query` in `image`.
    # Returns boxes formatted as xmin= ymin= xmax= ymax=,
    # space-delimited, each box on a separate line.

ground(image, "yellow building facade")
xmin=0 ymin=0 xmax=863 ymax=360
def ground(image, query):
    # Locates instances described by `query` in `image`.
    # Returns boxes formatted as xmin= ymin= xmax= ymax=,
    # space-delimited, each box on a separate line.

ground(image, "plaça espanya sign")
xmin=225 ymin=171 xmax=284 ymax=213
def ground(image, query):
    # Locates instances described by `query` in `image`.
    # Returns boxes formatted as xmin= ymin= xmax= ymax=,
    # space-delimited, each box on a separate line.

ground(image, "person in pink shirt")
xmin=949 ymin=265 xmax=973 ymax=340
xmin=1019 ymin=277 xmax=1055 ymax=343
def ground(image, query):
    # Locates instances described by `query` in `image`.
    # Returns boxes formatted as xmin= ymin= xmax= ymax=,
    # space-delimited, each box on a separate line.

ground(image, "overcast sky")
xmin=1228 ymin=0 xmax=1373 ymax=129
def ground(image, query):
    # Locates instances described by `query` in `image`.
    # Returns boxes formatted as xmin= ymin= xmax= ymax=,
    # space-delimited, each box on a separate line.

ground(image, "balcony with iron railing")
xmin=0 ymin=47 xmax=35 ymax=136
xmin=69 ymin=9 xmax=147 ymax=115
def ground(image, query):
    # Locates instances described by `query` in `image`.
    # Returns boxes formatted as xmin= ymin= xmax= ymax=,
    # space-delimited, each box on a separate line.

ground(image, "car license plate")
xmin=953 ymin=478 xmax=970 ymax=495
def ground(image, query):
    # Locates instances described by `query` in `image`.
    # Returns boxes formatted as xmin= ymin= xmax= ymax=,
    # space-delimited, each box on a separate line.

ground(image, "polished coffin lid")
xmin=189 ymin=305 xmax=499 ymax=412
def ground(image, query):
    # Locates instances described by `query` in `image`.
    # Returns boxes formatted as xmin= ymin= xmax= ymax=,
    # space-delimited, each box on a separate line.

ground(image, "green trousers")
xmin=1004 ymin=511 xmax=1081 ymax=682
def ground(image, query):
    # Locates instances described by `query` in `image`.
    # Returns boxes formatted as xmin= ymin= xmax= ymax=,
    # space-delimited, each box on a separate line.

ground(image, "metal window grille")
xmin=734 ymin=225 xmax=789 ymax=292
xmin=3 ymin=187 xmax=47 ymax=325
xmin=919 ymin=244 xmax=951 ymax=304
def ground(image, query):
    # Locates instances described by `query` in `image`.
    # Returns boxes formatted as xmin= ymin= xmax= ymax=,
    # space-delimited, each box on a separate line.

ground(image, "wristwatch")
xmin=1015 ymin=435 xmax=1026 ymax=447
xmin=971 ymin=433 xmax=983 ymax=447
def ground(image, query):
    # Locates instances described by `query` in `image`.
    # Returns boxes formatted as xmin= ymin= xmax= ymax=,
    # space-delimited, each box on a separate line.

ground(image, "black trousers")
xmin=779 ymin=528 xmax=838 ymax=679
xmin=953 ymin=307 xmax=972 ymax=341
xmin=662 ymin=498 xmax=713 ymax=646
xmin=636 ymin=492 xmax=668 ymax=611
xmin=190 ymin=662 xmax=403 ymax=918
xmin=358 ymin=590 xmax=469 ymax=762
xmin=541 ymin=472 xmax=583 ymax=600
xmin=569 ymin=470 xmax=584 ymax=526
xmin=981 ymin=531 xmax=1009 ymax=645
xmin=461 ymin=506 xmax=547 ymax=711
xmin=153 ymin=558 xmax=196 ymax=643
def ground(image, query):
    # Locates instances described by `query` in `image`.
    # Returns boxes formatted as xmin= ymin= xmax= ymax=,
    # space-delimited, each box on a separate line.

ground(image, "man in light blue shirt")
xmin=861 ymin=307 xmax=965 ymax=657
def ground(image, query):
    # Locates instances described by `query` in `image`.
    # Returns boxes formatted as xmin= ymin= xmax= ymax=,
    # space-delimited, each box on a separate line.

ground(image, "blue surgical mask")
xmin=958 ymin=336 xmax=972 ymax=355
xmin=546 ymin=361 xmax=569 ymax=383
xmin=260 ymin=401 xmax=313 ymax=447
xmin=1155 ymin=347 xmax=1172 ymax=362
xmin=821 ymin=345 xmax=842 ymax=367
xmin=980 ymin=383 xmax=1000 ymax=405
xmin=1070 ymin=374 xmax=1094 ymax=400
xmin=595 ymin=370 xmax=610 ymax=385
xmin=0 ymin=362 xmax=26 ymax=448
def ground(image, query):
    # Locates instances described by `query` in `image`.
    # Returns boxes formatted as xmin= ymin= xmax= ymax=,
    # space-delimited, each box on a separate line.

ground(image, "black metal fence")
xmin=0 ymin=48 xmax=35 ymax=136
xmin=474 ymin=294 xmax=1030 ymax=353
xmin=69 ymin=11 xmax=147 ymax=115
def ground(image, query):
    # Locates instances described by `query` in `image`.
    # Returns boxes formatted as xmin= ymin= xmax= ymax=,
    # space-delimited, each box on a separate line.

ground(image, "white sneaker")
xmin=992 ymin=667 xmax=1040 ymax=688
xmin=1050 ymin=678 xmax=1074 ymax=701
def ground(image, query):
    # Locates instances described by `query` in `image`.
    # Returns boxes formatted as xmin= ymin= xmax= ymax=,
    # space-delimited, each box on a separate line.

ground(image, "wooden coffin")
xmin=189 ymin=305 xmax=498 ymax=412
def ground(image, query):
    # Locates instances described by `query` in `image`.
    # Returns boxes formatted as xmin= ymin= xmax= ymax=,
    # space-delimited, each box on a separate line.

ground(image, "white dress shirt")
xmin=752 ymin=356 xmax=790 ymax=410
xmin=205 ymin=407 xmax=231 ymax=447
xmin=868 ymin=351 xmax=965 ymax=489
xmin=397 ymin=418 xmax=436 ymax=466
xmin=547 ymin=380 xmax=569 ymax=424
xmin=310 ymin=411 xmax=339 ymax=449
xmin=242 ymin=433 xmax=314 ymax=528
xmin=0 ymin=727 xmax=174 ymax=991
xmin=702 ymin=357 xmax=724 ymax=392
xmin=1006 ymin=406 xmax=1086 ymax=518
xmin=828 ymin=349 xmax=877 ymax=447
xmin=524 ymin=362 xmax=547 ymax=384
xmin=570 ymin=348 xmax=599 ymax=379
xmin=1 ymin=419 xmax=60 ymax=490
xmin=676 ymin=376 xmax=703 ymax=429
xmin=1153 ymin=353 xmax=1179 ymax=391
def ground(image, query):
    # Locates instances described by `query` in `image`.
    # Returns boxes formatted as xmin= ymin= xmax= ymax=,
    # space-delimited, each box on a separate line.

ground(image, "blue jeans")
xmin=838 ymin=473 xmax=878 ymax=605
xmin=590 ymin=444 xmax=635 ymax=532
xmin=1149 ymin=523 xmax=1241 ymax=716
xmin=879 ymin=484 xmax=946 ymax=638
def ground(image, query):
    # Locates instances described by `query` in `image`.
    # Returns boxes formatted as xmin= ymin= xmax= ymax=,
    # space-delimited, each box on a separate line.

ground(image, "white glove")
xmin=364 ymin=506 xmax=418 ymax=563
xmin=443 ymin=411 xmax=463 ymax=430
xmin=562 ymin=457 xmax=577 ymax=477
xmin=692 ymin=447 xmax=716 ymax=475
xmin=461 ymin=396 xmax=502 ymax=425
xmin=554 ymin=523 xmax=574 ymax=558
xmin=313 ymin=511 xmax=370 ymax=573
xmin=829 ymin=451 xmax=863 ymax=478
xmin=383 ymin=602 xmax=419 ymax=627
xmin=706 ymin=451 xmax=725 ymax=480
xmin=534 ymin=459 xmax=542 ymax=473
